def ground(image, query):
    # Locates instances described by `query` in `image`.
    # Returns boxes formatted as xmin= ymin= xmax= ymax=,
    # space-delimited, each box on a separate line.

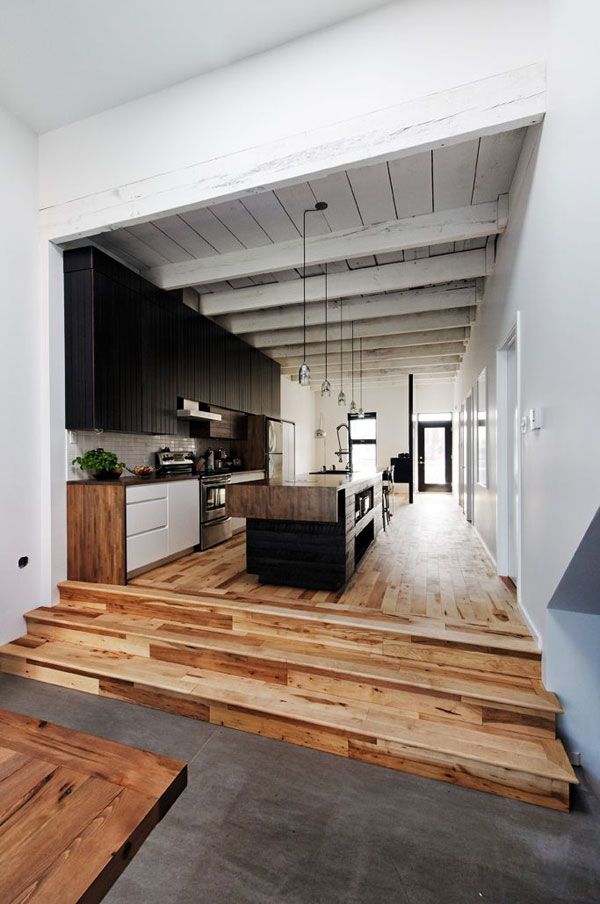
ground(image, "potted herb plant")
xmin=72 ymin=448 xmax=126 ymax=480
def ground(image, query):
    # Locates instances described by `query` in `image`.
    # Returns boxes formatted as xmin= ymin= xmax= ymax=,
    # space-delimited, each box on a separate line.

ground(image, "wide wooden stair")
xmin=0 ymin=581 xmax=577 ymax=811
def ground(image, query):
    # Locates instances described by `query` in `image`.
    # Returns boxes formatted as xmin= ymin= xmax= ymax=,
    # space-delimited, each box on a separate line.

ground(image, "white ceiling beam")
xmin=149 ymin=201 xmax=504 ymax=290
xmin=220 ymin=282 xmax=476 ymax=335
xmin=202 ymin=249 xmax=486 ymax=317
xmin=278 ymin=343 xmax=466 ymax=369
xmin=265 ymin=327 xmax=470 ymax=358
xmin=248 ymin=306 xmax=476 ymax=349
xmin=292 ymin=363 xmax=459 ymax=383
xmin=43 ymin=65 xmax=544 ymax=243
xmin=282 ymin=355 xmax=462 ymax=375
xmin=308 ymin=375 xmax=457 ymax=391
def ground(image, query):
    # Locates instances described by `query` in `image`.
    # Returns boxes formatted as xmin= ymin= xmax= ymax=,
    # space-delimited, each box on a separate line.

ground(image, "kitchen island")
xmin=228 ymin=472 xmax=383 ymax=590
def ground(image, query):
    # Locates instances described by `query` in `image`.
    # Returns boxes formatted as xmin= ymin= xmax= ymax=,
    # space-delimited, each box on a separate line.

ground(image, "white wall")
xmin=38 ymin=0 xmax=547 ymax=209
xmin=280 ymin=377 xmax=317 ymax=475
xmin=454 ymin=0 xmax=600 ymax=792
xmin=0 ymin=104 xmax=40 ymax=642
xmin=313 ymin=381 xmax=454 ymax=471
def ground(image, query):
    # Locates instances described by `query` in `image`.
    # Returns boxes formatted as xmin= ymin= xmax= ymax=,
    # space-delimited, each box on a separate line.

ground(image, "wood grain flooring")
xmin=0 ymin=708 xmax=186 ymax=904
xmin=0 ymin=494 xmax=577 ymax=811
xmin=134 ymin=493 xmax=524 ymax=629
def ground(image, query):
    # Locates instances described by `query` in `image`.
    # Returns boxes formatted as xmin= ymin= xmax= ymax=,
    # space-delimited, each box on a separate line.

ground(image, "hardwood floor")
xmin=0 ymin=708 xmax=185 ymax=903
xmin=0 ymin=494 xmax=577 ymax=811
xmin=134 ymin=493 xmax=524 ymax=629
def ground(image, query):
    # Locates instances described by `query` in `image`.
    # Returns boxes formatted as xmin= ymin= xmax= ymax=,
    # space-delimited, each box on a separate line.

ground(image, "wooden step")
xmin=25 ymin=606 xmax=560 ymax=740
xmin=0 ymin=636 xmax=576 ymax=811
xmin=58 ymin=582 xmax=542 ymax=679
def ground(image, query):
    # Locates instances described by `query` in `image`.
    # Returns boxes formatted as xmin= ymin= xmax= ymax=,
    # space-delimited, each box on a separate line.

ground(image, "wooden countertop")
xmin=67 ymin=470 xmax=261 ymax=487
xmin=228 ymin=471 xmax=382 ymax=523
xmin=0 ymin=708 xmax=186 ymax=903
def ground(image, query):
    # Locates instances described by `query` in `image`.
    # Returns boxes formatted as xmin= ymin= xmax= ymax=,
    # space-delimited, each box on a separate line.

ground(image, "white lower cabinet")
xmin=126 ymin=479 xmax=200 ymax=575
xmin=167 ymin=479 xmax=200 ymax=553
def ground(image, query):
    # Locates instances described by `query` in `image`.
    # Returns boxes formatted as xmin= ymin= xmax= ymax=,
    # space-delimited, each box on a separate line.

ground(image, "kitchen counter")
xmin=68 ymin=469 xmax=263 ymax=487
xmin=228 ymin=472 xmax=383 ymax=591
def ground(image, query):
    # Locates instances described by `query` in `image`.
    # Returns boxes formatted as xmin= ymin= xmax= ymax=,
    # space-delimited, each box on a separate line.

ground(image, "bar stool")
xmin=382 ymin=483 xmax=392 ymax=530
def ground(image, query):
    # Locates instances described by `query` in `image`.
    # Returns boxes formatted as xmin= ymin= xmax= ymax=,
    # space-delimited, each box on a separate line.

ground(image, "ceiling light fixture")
xmin=349 ymin=321 xmax=357 ymax=414
xmin=320 ymin=263 xmax=331 ymax=398
xmin=338 ymin=297 xmax=346 ymax=406
xmin=299 ymin=201 xmax=328 ymax=386
xmin=358 ymin=337 xmax=365 ymax=418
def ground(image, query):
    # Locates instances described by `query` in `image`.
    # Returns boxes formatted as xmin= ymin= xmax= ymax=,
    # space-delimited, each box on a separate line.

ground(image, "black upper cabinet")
xmin=64 ymin=247 xmax=280 ymax=433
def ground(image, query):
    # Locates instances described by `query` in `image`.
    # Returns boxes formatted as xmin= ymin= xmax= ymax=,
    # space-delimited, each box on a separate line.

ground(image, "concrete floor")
xmin=1 ymin=673 xmax=598 ymax=904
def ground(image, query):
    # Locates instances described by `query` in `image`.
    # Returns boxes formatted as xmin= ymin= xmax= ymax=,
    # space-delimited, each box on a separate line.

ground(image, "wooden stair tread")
xmin=58 ymin=582 xmax=540 ymax=656
xmin=130 ymin=577 xmax=533 ymax=637
xmin=25 ymin=606 xmax=560 ymax=714
xmin=0 ymin=638 xmax=576 ymax=786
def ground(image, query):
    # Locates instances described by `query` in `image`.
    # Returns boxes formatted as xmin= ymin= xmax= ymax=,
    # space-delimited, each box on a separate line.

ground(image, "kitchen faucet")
xmin=335 ymin=423 xmax=352 ymax=471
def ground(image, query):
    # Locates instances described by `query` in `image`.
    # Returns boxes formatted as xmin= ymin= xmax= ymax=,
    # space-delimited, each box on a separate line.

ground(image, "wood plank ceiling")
xmin=92 ymin=128 xmax=528 ymax=387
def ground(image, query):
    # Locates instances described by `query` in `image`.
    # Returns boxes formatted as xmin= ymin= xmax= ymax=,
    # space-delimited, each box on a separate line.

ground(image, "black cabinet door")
xmin=209 ymin=321 xmax=227 ymax=408
xmin=238 ymin=340 xmax=251 ymax=414
xmin=142 ymin=291 xmax=177 ymax=435
xmin=271 ymin=358 xmax=281 ymax=418
xmin=249 ymin=348 xmax=263 ymax=415
xmin=64 ymin=269 xmax=95 ymax=430
xmin=94 ymin=272 xmax=142 ymax=432
xmin=194 ymin=315 xmax=211 ymax=405
xmin=226 ymin=334 xmax=242 ymax=412
xmin=176 ymin=303 xmax=197 ymax=402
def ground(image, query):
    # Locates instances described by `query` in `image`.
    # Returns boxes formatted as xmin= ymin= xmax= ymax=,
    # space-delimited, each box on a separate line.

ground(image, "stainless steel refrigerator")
xmin=266 ymin=418 xmax=295 ymax=481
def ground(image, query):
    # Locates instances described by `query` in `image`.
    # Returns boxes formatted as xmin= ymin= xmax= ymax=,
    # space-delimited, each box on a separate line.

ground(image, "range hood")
xmin=177 ymin=399 xmax=222 ymax=422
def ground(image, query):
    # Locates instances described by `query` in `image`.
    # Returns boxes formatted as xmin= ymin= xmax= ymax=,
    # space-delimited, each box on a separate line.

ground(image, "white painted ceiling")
xmin=86 ymin=128 xmax=528 ymax=386
xmin=0 ymin=0 xmax=388 ymax=132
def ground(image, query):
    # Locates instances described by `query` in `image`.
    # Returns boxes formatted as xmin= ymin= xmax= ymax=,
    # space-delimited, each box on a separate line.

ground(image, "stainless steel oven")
xmin=200 ymin=474 xmax=232 ymax=549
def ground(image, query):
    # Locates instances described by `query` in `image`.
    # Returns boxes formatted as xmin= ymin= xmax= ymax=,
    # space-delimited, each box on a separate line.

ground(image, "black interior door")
xmin=417 ymin=421 xmax=452 ymax=492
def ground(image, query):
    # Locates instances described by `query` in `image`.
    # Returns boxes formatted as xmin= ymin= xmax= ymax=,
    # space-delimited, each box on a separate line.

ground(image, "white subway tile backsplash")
xmin=66 ymin=430 xmax=204 ymax=480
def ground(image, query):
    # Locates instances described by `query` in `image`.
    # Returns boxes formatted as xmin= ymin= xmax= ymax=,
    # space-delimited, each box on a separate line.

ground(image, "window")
xmin=349 ymin=413 xmax=376 ymax=471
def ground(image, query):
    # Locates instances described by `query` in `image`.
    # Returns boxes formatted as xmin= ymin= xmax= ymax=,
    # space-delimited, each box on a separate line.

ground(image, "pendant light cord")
xmin=340 ymin=298 xmax=343 ymax=391
xmin=360 ymin=337 xmax=363 ymax=410
xmin=302 ymin=209 xmax=308 ymax=365
xmin=351 ymin=321 xmax=354 ymax=401
xmin=324 ymin=263 xmax=328 ymax=382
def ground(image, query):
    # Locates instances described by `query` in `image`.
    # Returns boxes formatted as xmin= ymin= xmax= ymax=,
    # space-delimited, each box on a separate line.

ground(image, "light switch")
xmin=527 ymin=408 xmax=543 ymax=431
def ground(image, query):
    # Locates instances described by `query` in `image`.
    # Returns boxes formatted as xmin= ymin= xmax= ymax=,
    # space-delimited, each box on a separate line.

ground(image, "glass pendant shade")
xmin=349 ymin=399 xmax=357 ymax=414
xmin=338 ymin=389 xmax=346 ymax=406
xmin=358 ymin=407 xmax=365 ymax=419
xmin=320 ymin=378 xmax=331 ymax=397
xmin=298 ymin=362 xmax=311 ymax=386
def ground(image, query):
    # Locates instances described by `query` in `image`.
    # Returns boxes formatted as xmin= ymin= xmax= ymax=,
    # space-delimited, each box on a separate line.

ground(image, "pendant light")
xmin=338 ymin=297 xmax=346 ymax=406
xmin=320 ymin=263 xmax=331 ymax=397
xmin=349 ymin=321 xmax=358 ymax=414
xmin=358 ymin=336 xmax=365 ymax=418
xmin=299 ymin=201 xmax=328 ymax=386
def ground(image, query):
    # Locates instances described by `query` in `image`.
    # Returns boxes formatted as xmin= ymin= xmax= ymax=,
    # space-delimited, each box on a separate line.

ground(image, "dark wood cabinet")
xmin=64 ymin=247 xmax=280 ymax=434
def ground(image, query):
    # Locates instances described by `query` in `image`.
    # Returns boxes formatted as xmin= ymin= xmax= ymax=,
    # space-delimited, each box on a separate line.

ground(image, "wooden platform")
xmin=0 ymin=578 xmax=576 ymax=812
xmin=0 ymin=708 xmax=186 ymax=903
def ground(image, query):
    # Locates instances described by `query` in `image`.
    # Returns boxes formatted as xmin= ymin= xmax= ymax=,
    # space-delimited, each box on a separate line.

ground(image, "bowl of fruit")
xmin=128 ymin=465 xmax=155 ymax=479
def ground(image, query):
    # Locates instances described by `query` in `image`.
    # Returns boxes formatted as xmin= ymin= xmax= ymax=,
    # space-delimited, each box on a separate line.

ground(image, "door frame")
xmin=496 ymin=315 xmax=522 ymax=598
xmin=417 ymin=419 xmax=452 ymax=492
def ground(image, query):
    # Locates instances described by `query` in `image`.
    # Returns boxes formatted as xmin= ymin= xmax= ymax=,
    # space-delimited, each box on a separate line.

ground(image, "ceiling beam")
xmin=264 ymin=327 xmax=470 ymax=358
xmin=278 ymin=343 xmax=466 ymax=369
xmin=43 ymin=65 xmax=544 ymax=243
xmin=201 ymin=249 xmax=488 ymax=317
xmin=283 ymin=355 xmax=462 ymax=376
xmin=148 ymin=200 xmax=505 ymax=289
xmin=248 ymin=306 xmax=476 ymax=348
xmin=219 ymin=282 xmax=477 ymax=335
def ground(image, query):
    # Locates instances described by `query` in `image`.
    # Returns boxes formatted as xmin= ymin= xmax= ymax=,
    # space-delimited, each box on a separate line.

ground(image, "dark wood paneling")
xmin=190 ymin=407 xmax=248 ymax=441
xmin=67 ymin=483 xmax=127 ymax=584
xmin=64 ymin=269 xmax=95 ymax=430
xmin=209 ymin=320 xmax=227 ymax=408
